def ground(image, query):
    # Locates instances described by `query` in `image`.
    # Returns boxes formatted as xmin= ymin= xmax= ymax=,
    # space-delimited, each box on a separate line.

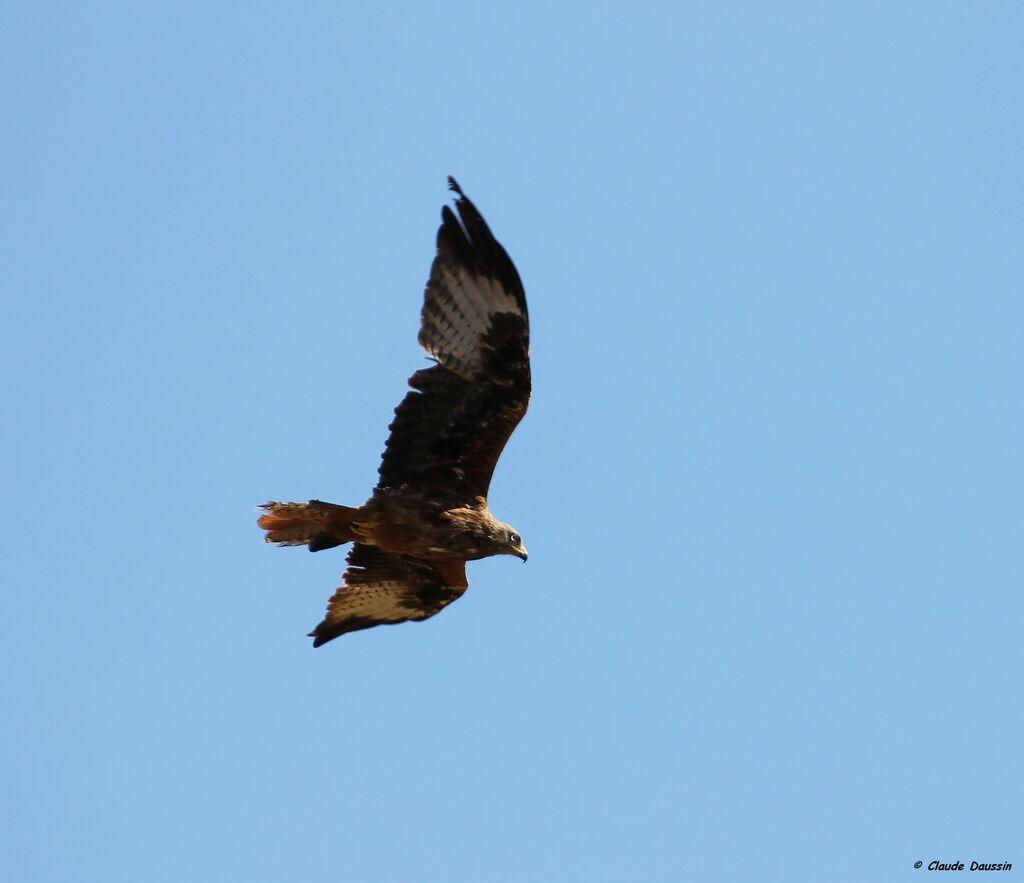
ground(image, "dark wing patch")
xmin=309 ymin=544 xmax=468 ymax=647
xmin=377 ymin=178 xmax=531 ymax=499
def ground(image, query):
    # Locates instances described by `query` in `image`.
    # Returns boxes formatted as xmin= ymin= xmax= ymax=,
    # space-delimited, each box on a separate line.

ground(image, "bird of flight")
xmin=258 ymin=178 xmax=531 ymax=647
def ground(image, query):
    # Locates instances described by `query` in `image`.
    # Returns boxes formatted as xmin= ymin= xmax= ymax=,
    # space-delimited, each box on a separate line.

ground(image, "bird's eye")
xmin=509 ymin=533 xmax=520 ymax=545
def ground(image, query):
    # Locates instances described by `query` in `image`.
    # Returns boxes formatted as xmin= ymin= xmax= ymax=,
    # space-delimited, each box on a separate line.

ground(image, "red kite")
xmin=259 ymin=179 xmax=530 ymax=646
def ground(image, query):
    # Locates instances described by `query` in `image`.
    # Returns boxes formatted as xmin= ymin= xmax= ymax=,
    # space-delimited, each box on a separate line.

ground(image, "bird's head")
xmin=506 ymin=528 xmax=528 ymax=562
xmin=496 ymin=523 xmax=528 ymax=562
xmin=446 ymin=506 xmax=528 ymax=562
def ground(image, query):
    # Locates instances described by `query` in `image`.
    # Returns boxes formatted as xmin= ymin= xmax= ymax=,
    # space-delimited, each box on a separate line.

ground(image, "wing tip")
xmin=447 ymin=175 xmax=464 ymax=197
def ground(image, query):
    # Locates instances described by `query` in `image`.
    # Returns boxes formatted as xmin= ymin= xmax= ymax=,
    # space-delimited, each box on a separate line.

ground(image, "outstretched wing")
xmin=377 ymin=178 xmax=531 ymax=500
xmin=309 ymin=544 xmax=468 ymax=647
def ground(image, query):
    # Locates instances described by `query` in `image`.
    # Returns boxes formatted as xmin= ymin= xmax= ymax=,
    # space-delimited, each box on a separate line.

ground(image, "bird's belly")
xmin=358 ymin=495 xmax=491 ymax=560
xmin=360 ymin=520 xmax=421 ymax=554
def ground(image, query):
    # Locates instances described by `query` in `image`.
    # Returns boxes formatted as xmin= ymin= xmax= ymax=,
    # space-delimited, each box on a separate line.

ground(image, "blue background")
xmin=3 ymin=2 xmax=1021 ymax=880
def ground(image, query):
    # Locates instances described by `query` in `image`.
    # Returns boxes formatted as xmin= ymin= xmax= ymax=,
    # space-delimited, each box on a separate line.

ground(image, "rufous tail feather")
xmin=257 ymin=500 xmax=360 ymax=552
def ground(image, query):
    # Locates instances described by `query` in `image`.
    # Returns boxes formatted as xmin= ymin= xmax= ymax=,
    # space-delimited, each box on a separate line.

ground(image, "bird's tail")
xmin=257 ymin=500 xmax=360 ymax=552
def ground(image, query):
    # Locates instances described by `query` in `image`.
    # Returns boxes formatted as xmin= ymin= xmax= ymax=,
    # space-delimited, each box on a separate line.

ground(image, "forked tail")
xmin=257 ymin=500 xmax=360 ymax=552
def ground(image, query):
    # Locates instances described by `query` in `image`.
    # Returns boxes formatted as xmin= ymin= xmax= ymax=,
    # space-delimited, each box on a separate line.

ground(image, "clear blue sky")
xmin=3 ymin=2 xmax=1021 ymax=881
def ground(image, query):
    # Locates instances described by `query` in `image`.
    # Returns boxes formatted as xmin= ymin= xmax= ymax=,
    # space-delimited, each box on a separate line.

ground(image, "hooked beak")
xmin=516 ymin=549 xmax=529 ymax=562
